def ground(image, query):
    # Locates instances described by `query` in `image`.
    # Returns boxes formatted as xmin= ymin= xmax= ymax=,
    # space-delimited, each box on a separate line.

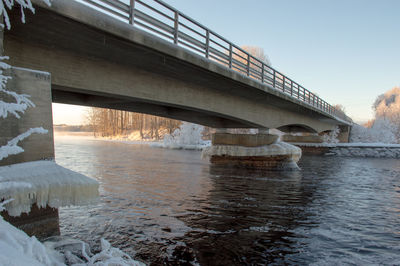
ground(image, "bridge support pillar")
xmin=0 ymin=67 xmax=59 ymax=238
xmin=203 ymin=133 xmax=302 ymax=170
xmin=337 ymin=125 xmax=350 ymax=143
xmin=257 ymin=128 xmax=269 ymax=134
xmin=215 ymin=128 xmax=229 ymax=133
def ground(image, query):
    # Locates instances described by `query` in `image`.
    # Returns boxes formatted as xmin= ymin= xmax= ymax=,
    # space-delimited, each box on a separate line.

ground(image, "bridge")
xmin=0 ymin=0 xmax=355 ymax=237
xmin=3 ymin=0 xmax=352 ymax=134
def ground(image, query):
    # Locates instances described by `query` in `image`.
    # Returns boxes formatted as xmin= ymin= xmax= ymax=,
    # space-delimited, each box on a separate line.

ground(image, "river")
xmin=55 ymin=136 xmax=400 ymax=265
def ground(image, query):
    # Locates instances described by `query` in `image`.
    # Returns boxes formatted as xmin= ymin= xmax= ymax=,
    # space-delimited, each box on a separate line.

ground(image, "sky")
xmin=53 ymin=0 xmax=400 ymax=125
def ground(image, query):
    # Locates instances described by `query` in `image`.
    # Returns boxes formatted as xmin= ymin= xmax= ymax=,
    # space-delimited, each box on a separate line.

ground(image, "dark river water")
xmin=55 ymin=136 xmax=400 ymax=265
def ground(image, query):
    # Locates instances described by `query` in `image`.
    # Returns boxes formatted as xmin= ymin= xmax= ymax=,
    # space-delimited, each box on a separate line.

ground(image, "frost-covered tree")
xmin=240 ymin=45 xmax=271 ymax=67
xmin=373 ymin=87 xmax=400 ymax=140
xmin=322 ymin=126 xmax=340 ymax=144
xmin=350 ymin=117 xmax=397 ymax=144
xmin=163 ymin=122 xmax=205 ymax=146
xmin=0 ymin=0 xmax=51 ymax=161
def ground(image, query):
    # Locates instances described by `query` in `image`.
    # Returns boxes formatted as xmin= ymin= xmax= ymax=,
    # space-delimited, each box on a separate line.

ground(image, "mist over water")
xmin=55 ymin=136 xmax=400 ymax=265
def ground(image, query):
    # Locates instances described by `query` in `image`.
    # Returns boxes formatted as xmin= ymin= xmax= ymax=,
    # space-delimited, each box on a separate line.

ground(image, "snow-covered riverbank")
xmin=292 ymin=142 xmax=400 ymax=158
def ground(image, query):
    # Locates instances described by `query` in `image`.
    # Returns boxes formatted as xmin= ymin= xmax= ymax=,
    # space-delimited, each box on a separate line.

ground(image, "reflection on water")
xmin=55 ymin=136 xmax=400 ymax=265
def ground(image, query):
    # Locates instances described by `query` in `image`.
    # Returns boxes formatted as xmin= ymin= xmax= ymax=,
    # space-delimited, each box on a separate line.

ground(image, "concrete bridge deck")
xmin=3 ymin=0 xmax=352 ymax=133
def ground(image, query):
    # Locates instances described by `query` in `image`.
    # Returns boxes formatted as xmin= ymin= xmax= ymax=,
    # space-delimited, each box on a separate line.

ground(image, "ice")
xmin=0 ymin=160 xmax=99 ymax=216
xmin=202 ymin=141 xmax=302 ymax=161
xmin=0 ymin=212 xmax=65 ymax=266
xmin=46 ymin=238 xmax=146 ymax=266
xmin=0 ymin=213 xmax=146 ymax=266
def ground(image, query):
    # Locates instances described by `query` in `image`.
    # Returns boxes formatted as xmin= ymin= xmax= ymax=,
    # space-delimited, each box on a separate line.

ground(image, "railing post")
xmin=282 ymin=76 xmax=285 ymax=92
xmin=205 ymin=30 xmax=210 ymax=58
xmin=174 ymin=11 xmax=179 ymax=44
xmin=273 ymin=71 xmax=276 ymax=88
xmin=129 ymin=0 xmax=135 ymax=25
xmin=290 ymin=81 xmax=293 ymax=96
xmin=261 ymin=64 xmax=264 ymax=83
xmin=229 ymin=44 xmax=232 ymax=69
xmin=246 ymin=54 xmax=250 ymax=76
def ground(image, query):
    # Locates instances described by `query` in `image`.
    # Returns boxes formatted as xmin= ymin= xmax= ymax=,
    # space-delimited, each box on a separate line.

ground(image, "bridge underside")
xmin=4 ymin=2 xmax=344 ymax=133
xmin=51 ymin=88 xmax=259 ymax=129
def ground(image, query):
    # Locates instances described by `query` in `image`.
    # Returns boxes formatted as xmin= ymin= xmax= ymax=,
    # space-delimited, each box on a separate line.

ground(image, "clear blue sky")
xmin=53 ymin=0 xmax=400 ymax=124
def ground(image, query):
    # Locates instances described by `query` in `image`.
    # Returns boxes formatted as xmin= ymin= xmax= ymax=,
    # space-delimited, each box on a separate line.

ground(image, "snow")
xmin=350 ymin=118 xmax=397 ymax=143
xmin=151 ymin=141 xmax=210 ymax=150
xmin=0 ymin=160 xmax=99 ymax=216
xmin=0 ymin=127 xmax=48 ymax=160
xmin=0 ymin=0 xmax=51 ymax=29
xmin=322 ymin=126 xmax=339 ymax=143
xmin=291 ymin=142 xmax=400 ymax=158
xmin=0 ymin=87 xmax=35 ymax=119
xmin=0 ymin=57 xmax=36 ymax=120
xmin=154 ymin=122 xmax=210 ymax=150
xmin=291 ymin=142 xmax=400 ymax=148
xmin=331 ymin=146 xmax=400 ymax=158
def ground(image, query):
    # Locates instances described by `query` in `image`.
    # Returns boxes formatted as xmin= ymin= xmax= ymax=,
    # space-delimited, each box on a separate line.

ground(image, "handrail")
xmin=75 ymin=0 xmax=352 ymax=123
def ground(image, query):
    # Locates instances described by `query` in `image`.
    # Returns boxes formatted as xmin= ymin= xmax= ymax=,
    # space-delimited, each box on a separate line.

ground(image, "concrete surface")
xmin=0 ymin=67 xmax=54 ymax=166
xmin=212 ymin=133 xmax=278 ymax=147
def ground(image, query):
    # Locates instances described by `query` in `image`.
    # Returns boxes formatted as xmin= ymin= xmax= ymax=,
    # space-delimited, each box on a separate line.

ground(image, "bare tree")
xmin=85 ymin=107 xmax=181 ymax=140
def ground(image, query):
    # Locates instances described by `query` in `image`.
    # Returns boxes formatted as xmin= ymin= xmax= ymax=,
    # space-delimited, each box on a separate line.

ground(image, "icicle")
xmin=0 ymin=160 xmax=99 ymax=216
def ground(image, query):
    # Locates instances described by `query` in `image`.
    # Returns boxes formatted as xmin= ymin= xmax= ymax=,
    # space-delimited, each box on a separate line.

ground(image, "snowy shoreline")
xmin=293 ymin=142 xmax=400 ymax=158
xmin=290 ymin=142 xmax=400 ymax=148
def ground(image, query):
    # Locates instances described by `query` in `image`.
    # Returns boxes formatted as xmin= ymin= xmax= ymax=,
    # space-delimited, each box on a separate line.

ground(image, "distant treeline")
xmin=86 ymin=107 xmax=182 ymax=140
xmin=54 ymin=124 xmax=92 ymax=132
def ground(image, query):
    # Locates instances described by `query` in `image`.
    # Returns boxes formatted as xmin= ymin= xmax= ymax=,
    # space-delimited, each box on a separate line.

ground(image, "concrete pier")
xmin=0 ymin=67 xmax=58 ymax=237
xmin=0 ymin=67 xmax=54 ymax=166
xmin=204 ymin=133 xmax=302 ymax=170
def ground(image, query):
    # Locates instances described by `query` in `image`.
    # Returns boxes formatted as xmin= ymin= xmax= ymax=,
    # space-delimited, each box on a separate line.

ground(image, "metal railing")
xmin=75 ymin=0 xmax=351 ymax=122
